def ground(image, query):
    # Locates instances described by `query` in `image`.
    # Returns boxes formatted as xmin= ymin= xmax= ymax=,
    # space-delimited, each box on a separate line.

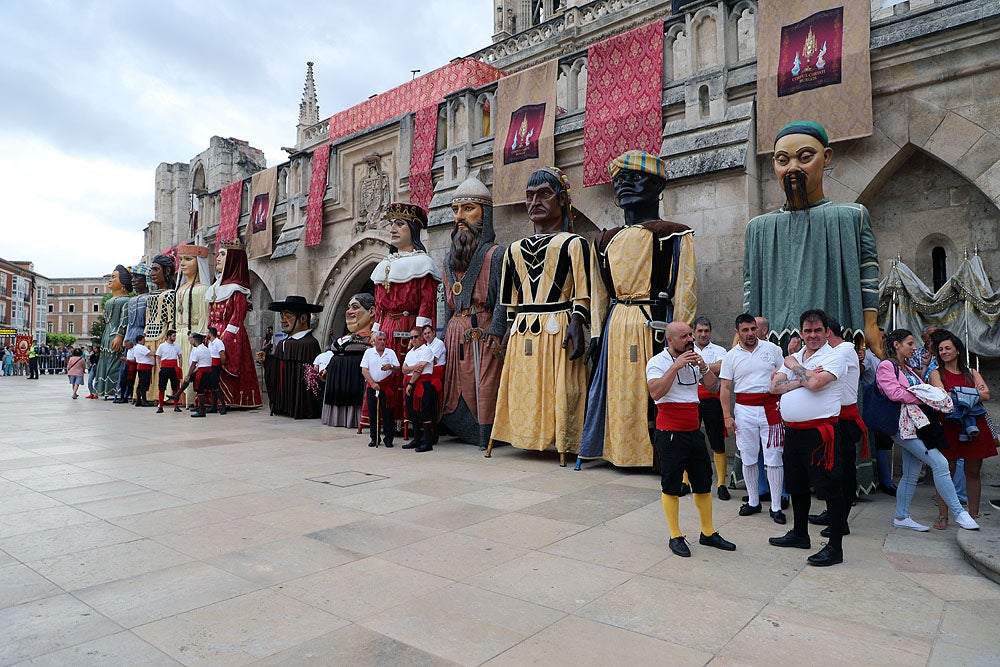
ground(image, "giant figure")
xmin=578 ymin=151 xmax=696 ymax=468
xmin=206 ymin=242 xmax=262 ymax=408
xmin=175 ymin=244 xmax=213 ymax=404
xmin=144 ymin=254 xmax=177 ymax=395
xmin=94 ymin=265 xmax=132 ymax=398
xmin=121 ymin=262 xmax=150 ymax=399
xmin=260 ymin=295 xmax=323 ymax=419
xmin=440 ymin=176 xmax=506 ymax=447
xmin=743 ymin=121 xmax=882 ymax=357
xmin=320 ymin=292 xmax=374 ymax=428
xmin=489 ymin=167 xmax=591 ymax=467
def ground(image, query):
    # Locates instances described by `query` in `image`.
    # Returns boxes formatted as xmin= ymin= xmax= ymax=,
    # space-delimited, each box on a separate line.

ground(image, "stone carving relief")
xmin=356 ymin=153 xmax=390 ymax=235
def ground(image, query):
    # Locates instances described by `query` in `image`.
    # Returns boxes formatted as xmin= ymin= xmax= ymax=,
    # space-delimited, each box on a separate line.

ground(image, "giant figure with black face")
xmin=743 ymin=121 xmax=882 ymax=357
xmin=260 ymin=296 xmax=323 ymax=419
xmin=489 ymin=167 xmax=591 ymax=466
xmin=577 ymin=151 xmax=696 ymax=469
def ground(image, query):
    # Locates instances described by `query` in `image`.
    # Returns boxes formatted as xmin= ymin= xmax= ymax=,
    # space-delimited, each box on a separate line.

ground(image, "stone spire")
xmin=298 ymin=61 xmax=319 ymax=127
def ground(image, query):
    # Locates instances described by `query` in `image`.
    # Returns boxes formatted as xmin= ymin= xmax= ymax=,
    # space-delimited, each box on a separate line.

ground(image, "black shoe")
xmin=769 ymin=530 xmax=811 ymax=549
xmin=156 ymin=407 xmax=164 ymax=414
xmin=219 ymin=406 xmax=227 ymax=415
xmin=877 ymin=482 xmax=897 ymax=497
xmin=770 ymin=509 xmax=787 ymax=525
xmin=402 ymin=440 xmax=422 ymax=450
xmin=699 ymin=532 xmax=736 ymax=551
xmin=808 ymin=510 xmax=829 ymax=526
xmin=678 ymin=483 xmax=690 ymax=497
xmin=173 ymin=407 xmax=182 ymax=413
xmin=717 ymin=485 xmax=731 ymax=501
xmin=415 ymin=443 xmax=433 ymax=452
xmin=384 ymin=441 xmax=393 ymax=448
xmin=820 ymin=525 xmax=850 ymax=538
xmin=990 ymin=498 xmax=1000 ymax=511
xmin=781 ymin=496 xmax=789 ymax=510
xmin=807 ymin=544 xmax=844 ymax=567
xmin=368 ymin=441 xmax=378 ymax=448
xmin=205 ymin=407 xmax=218 ymax=414
xmin=669 ymin=536 xmax=690 ymax=557
xmin=191 ymin=412 xmax=205 ymax=418
xmin=739 ymin=502 xmax=762 ymax=516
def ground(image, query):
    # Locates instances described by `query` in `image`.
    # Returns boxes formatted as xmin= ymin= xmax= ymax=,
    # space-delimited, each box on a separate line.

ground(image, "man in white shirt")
xmin=768 ymin=309 xmax=848 ymax=567
xmin=808 ymin=317 xmax=866 ymax=537
xmin=116 ymin=342 xmax=138 ymax=404
xmin=360 ymin=331 xmax=400 ymax=448
xmin=132 ymin=335 xmax=156 ymax=408
xmin=693 ymin=316 xmax=729 ymax=500
xmin=185 ymin=332 xmax=214 ymax=418
xmin=155 ymin=329 xmax=183 ymax=413
xmin=402 ymin=328 xmax=438 ymax=452
xmin=206 ymin=327 xmax=228 ymax=414
xmin=646 ymin=321 xmax=736 ymax=558
xmin=720 ymin=314 xmax=786 ymax=523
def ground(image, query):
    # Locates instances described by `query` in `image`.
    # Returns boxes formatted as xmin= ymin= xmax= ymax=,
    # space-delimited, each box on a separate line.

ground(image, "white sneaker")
xmin=955 ymin=511 xmax=980 ymax=531
xmin=893 ymin=516 xmax=930 ymax=532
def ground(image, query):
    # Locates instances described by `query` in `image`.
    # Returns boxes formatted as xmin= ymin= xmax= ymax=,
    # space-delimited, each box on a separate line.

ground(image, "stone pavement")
xmin=1 ymin=376 xmax=999 ymax=666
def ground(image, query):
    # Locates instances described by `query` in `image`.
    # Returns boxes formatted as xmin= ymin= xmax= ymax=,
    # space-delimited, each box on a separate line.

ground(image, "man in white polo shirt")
xmin=402 ymin=328 xmax=438 ymax=452
xmin=132 ymin=335 xmax=155 ymax=408
xmin=360 ymin=331 xmax=400 ymax=448
xmin=720 ymin=313 xmax=786 ymax=524
xmin=693 ymin=316 xmax=729 ymax=500
xmin=768 ymin=309 xmax=848 ymax=567
xmin=646 ymin=321 xmax=736 ymax=558
xmin=155 ymin=329 xmax=183 ymax=413
xmin=185 ymin=332 xmax=214 ymax=418
xmin=206 ymin=327 xmax=228 ymax=415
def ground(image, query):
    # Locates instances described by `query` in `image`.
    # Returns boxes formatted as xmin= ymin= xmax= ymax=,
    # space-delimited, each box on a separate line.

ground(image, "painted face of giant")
xmin=772 ymin=133 xmax=831 ymax=210
xmin=215 ymin=248 xmax=228 ymax=274
xmin=345 ymin=298 xmax=373 ymax=334
xmin=389 ymin=219 xmax=413 ymax=251
xmin=133 ymin=273 xmax=148 ymax=294
xmin=612 ymin=170 xmax=664 ymax=210
xmin=451 ymin=202 xmax=484 ymax=235
xmin=148 ymin=263 xmax=164 ymax=289
xmin=525 ymin=183 xmax=564 ymax=229
xmin=179 ymin=255 xmax=198 ymax=280
xmin=108 ymin=270 xmax=123 ymax=292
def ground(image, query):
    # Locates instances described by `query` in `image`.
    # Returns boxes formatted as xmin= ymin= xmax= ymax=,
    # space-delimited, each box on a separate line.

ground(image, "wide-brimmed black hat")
xmin=267 ymin=295 xmax=323 ymax=313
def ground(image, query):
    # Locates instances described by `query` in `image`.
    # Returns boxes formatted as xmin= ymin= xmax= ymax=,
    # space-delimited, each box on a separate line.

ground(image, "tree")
xmin=46 ymin=333 xmax=78 ymax=346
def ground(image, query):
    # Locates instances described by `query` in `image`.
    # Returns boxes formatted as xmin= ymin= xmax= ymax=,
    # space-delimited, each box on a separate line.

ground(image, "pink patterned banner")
xmin=583 ymin=21 xmax=665 ymax=187
xmin=409 ymin=106 xmax=438 ymax=211
xmin=305 ymin=144 xmax=331 ymax=247
xmin=328 ymin=59 xmax=503 ymax=143
xmin=217 ymin=180 xmax=243 ymax=243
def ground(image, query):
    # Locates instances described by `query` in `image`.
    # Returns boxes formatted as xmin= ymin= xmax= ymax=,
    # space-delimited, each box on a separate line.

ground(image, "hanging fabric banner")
xmin=14 ymin=335 xmax=31 ymax=363
xmin=217 ymin=180 xmax=243 ymax=244
xmin=492 ymin=60 xmax=558 ymax=206
xmin=305 ymin=144 xmax=331 ymax=247
xmin=583 ymin=20 xmax=665 ymax=187
xmin=409 ymin=105 xmax=439 ymax=211
xmin=756 ymin=1 xmax=872 ymax=153
xmin=248 ymin=167 xmax=278 ymax=260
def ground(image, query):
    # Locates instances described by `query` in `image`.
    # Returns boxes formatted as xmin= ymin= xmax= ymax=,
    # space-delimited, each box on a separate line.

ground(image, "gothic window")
xmin=670 ymin=29 xmax=691 ymax=81
xmin=693 ymin=12 xmax=719 ymax=71
xmin=192 ymin=163 xmax=207 ymax=193
xmin=699 ymin=85 xmax=710 ymax=117
xmin=932 ymin=246 xmax=947 ymax=292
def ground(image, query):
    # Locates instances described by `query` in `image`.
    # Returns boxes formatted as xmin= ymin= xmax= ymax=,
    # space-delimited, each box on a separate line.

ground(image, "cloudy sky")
xmin=1 ymin=0 xmax=494 ymax=278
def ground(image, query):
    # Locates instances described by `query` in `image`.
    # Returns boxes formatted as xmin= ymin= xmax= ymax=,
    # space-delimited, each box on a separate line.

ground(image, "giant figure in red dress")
xmin=206 ymin=242 xmax=262 ymax=408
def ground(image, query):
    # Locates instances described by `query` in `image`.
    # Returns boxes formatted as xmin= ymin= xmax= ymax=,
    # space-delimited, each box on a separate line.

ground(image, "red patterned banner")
xmin=409 ymin=106 xmax=438 ymax=211
xmin=328 ymin=59 xmax=503 ymax=143
xmin=14 ymin=335 xmax=31 ymax=363
xmin=583 ymin=21 xmax=664 ymax=187
xmin=305 ymin=144 xmax=331 ymax=247
xmin=217 ymin=180 xmax=243 ymax=244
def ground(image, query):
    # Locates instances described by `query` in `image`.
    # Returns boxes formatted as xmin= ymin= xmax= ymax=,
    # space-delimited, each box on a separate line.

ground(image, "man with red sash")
xmin=693 ymin=316 xmax=729 ymax=500
xmin=155 ymin=329 xmax=182 ymax=413
xmin=185 ymin=332 xmax=213 ymax=418
xmin=720 ymin=314 xmax=786 ymax=524
xmin=422 ymin=324 xmax=446 ymax=417
xmin=646 ymin=321 xmax=736 ymax=558
xmin=360 ymin=331 xmax=400 ymax=448
xmin=132 ymin=335 xmax=155 ymax=408
xmin=769 ymin=309 xmax=848 ymax=567
xmin=808 ymin=316 xmax=868 ymax=537
xmin=206 ymin=327 xmax=228 ymax=415
xmin=402 ymin=328 xmax=438 ymax=452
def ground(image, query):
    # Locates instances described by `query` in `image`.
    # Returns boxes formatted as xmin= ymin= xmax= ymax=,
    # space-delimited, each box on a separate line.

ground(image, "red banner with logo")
xmin=15 ymin=335 xmax=31 ymax=363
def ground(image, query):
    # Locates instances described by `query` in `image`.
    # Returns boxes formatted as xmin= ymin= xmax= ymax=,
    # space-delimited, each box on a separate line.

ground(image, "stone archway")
xmin=314 ymin=234 xmax=389 ymax=345
xmin=247 ymin=269 xmax=274 ymax=349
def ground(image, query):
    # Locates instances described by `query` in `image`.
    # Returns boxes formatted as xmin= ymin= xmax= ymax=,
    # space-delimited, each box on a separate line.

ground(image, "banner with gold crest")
xmin=492 ymin=61 xmax=558 ymax=206
xmin=248 ymin=166 xmax=278 ymax=260
xmin=756 ymin=1 xmax=872 ymax=153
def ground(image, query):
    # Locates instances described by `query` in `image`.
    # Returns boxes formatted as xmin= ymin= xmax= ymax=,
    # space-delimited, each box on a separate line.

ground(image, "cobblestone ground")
xmin=1 ymin=375 xmax=998 ymax=665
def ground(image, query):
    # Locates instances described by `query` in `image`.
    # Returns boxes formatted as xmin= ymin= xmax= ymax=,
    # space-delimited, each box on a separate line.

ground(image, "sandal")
xmin=933 ymin=516 xmax=948 ymax=530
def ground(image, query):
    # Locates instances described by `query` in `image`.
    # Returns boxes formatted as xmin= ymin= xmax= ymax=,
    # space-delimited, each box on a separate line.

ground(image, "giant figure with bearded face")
xmin=489 ymin=167 xmax=591 ymax=466
xmin=743 ymin=121 xmax=882 ymax=358
xmin=440 ymin=177 xmax=507 ymax=446
xmin=206 ymin=241 xmax=262 ymax=408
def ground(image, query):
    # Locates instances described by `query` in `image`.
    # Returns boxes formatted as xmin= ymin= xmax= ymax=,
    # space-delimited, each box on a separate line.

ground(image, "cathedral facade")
xmin=145 ymin=0 xmax=1000 ymax=350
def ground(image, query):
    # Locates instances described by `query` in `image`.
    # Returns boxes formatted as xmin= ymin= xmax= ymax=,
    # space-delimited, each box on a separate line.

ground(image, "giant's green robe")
xmin=94 ymin=295 xmax=130 ymax=397
xmin=743 ymin=198 xmax=879 ymax=342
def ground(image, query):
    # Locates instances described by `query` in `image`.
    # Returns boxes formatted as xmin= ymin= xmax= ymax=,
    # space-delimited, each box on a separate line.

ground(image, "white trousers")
xmin=734 ymin=403 xmax=784 ymax=467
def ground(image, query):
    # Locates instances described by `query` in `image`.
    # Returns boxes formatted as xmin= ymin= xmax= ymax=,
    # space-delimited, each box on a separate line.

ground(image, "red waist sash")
xmin=413 ymin=372 xmax=442 ymax=412
xmin=737 ymin=392 xmax=783 ymax=448
xmin=839 ymin=403 xmax=870 ymax=458
xmin=786 ymin=417 xmax=838 ymax=471
xmin=136 ymin=363 xmax=153 ymax=371
xmin=160 ymin=359 xmax=179 ymax=369
xmin=697 ymin=385 xmax=717 ymax=401
xmin=656 ymin=402 xmax=700 ymax=432
xmin=212 ymin=358 xmax=222 ymax=367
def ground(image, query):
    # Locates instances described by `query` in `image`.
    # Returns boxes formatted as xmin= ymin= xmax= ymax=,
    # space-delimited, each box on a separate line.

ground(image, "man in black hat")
xmin=258 ymin=295 xmax=323 ymax=419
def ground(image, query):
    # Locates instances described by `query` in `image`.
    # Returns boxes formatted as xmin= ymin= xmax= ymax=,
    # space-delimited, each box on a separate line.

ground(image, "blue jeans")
xmin=893 ymin=434 xmax=963 ymax=519
xmin=87 ymin=366 xmax=97 ymax=395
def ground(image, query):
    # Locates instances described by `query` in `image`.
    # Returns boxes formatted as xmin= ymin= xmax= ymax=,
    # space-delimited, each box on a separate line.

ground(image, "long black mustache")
xmin=783 ymin=171 xmax=808 ymax=209
xmin=448 ymin=227 xmax=478 ymax=273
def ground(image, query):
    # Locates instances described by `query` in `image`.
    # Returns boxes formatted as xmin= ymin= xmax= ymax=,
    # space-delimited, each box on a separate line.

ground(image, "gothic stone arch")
xmin=314 ymin=235 xmax=388 ymax=345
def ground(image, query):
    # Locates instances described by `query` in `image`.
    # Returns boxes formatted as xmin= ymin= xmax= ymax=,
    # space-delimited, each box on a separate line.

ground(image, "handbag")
xmin=861 ymin=379 xmax=901 ymax=437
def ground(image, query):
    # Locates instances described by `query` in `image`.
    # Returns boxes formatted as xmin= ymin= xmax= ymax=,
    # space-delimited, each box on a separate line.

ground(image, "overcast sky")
xmin=1 ymin=0 xmax=494 ymax=278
